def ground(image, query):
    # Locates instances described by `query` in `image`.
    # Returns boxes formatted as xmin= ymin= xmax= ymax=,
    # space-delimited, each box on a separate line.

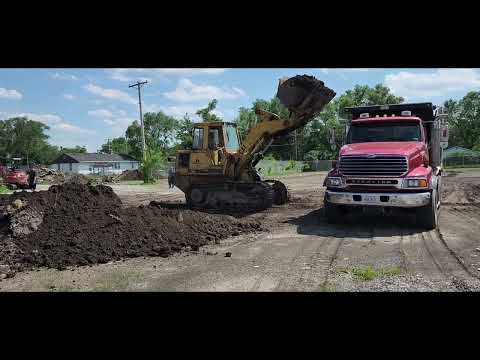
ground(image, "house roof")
xmin=51 ymin=153 xmax=139 ymax=164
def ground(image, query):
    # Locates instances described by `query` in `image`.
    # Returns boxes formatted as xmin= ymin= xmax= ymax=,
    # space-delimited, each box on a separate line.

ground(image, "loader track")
xmin=187 ymin=181 xmax=275 ymax=213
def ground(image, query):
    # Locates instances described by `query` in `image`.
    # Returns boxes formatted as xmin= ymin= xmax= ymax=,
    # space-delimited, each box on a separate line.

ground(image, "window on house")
xmin=114 ymin=163 xmax=120 ymax=169
xmin=57 ymin=164 xmax=60 ymax=171
xmin=131 ymin=162 xmax=134 ymax=169
xmin=69 ymin=163 xmax=72 ymax=171
xmin=89 ymin=167 xmax=93 ymax=172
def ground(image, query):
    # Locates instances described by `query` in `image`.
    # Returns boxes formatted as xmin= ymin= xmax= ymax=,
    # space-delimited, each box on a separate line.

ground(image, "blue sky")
xmin=1 ymin=68 xmax=479 ymax=152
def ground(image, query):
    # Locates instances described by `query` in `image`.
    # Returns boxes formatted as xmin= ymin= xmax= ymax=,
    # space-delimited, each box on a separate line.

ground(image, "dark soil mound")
xmin=0 ymin=183 xmax=262 ymax=274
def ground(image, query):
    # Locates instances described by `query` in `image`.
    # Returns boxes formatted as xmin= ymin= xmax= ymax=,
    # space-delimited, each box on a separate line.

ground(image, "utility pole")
xmin=129 ymin=80 xmax=148 ymax=162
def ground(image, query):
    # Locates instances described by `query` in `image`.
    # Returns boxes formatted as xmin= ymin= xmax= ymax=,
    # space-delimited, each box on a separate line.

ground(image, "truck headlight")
xmin=327 ymin=177 xmax=342 ymax=187
xmin=403 ymin=178 xmax=428 ymax=188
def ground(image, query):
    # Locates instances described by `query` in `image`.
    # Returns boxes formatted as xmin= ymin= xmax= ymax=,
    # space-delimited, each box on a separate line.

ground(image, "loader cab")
xmin=177 ymin=122 xmax=241 ymax=175
xmin=191 ymin=122 xmax=241 ymax=152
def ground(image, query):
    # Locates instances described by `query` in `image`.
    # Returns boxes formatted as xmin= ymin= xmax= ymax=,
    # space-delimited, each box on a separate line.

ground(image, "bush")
xmin=141 ymin=148 xmax=165 ymax=184
xmin=285 ymin=160 xmax=296 ymax=171
xmin=302 ymin=163 xmax=312 ymax=172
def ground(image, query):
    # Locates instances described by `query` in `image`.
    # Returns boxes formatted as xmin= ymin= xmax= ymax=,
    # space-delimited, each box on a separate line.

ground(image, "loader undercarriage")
xmin=186 ymin=180 xmax=289 ymax=212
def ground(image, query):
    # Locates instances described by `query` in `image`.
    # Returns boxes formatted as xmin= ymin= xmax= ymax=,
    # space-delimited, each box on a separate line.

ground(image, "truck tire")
xmin=324 ymin=198 xmax=341 ymax=224
xmin=417 ymin=190 xmax=438 ymax=230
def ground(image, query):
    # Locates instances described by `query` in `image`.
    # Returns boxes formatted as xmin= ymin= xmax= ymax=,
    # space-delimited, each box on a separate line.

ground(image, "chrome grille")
xmin=339 ymin=155 xmax=408 ymax=177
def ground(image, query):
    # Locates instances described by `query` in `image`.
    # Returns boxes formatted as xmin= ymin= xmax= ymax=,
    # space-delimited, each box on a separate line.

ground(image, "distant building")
xmin=49 ymin=153 xmax=139 ymax=175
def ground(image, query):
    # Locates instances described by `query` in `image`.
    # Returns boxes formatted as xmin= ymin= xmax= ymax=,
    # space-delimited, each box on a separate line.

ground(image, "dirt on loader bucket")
xmin=276 ymin=74 xmax=336 ymax=121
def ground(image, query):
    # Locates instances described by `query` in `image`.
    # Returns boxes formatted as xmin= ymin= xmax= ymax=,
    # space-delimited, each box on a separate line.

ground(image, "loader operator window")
xmin=225 ymin=124 xmax=240 ymax=151
xmin=347 ymin=122 xmax=422 ymax=144
xmin=193 ymin=128 xmax=204 ymax=150
xmin=208 ymin=128 xmax=221 ymax=150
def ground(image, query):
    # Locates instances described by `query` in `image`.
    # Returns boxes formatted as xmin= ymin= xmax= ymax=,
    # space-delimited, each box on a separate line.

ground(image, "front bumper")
xmin=325 ymin=190 xmax=431 ymax=208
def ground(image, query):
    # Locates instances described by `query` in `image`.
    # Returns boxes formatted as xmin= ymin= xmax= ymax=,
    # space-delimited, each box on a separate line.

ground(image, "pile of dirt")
xmin=0 ymin=183 xmax=262 ymax=275
xmin=99 ymin=170 xmax=143 ymax=184
xmin=118 ymin=169 xmax=143 ymax=181
xmin=37 ymin=168 xmax=66 ymax=184
xmin=442 ymin=183 xmax=480 ymax=205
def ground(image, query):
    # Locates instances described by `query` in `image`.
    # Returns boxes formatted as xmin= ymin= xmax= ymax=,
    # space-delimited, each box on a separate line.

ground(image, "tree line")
xmin=2 ymin=84 xmax=479 ymax=168
xmin=0 ymin=117 xmax=86 ymax=166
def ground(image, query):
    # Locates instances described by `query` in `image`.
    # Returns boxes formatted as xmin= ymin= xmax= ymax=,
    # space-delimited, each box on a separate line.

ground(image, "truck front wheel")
xmin=417 ymin=190 xmax=438 ymax=230
xmin=324 ymin=198 xmax=342 ymax=224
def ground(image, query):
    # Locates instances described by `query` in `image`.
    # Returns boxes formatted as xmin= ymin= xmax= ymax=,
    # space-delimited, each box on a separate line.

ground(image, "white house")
xmin=50 ymin=153 xmax=140 ymax=175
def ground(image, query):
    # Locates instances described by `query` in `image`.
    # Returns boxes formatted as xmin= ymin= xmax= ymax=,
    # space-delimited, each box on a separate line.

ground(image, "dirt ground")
xmin=1 ymin=169 xmax=480 ymax=292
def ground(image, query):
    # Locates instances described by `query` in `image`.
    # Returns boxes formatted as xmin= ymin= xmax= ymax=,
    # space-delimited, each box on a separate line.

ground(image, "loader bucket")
xmin=276 ymin=75 xmax=336 ymax=119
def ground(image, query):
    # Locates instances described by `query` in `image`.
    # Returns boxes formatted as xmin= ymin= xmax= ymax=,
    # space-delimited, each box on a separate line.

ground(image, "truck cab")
xmin=323 ymin=103 xmax=449 ymax=230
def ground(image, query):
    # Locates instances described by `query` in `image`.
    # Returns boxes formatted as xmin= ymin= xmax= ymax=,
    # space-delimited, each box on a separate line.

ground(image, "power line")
xmin=129 ymin=80 xmax=148 ymax=162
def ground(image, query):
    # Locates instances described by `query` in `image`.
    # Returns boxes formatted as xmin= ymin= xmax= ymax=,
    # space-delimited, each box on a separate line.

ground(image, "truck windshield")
xmin=347 ymin=122 xmax=422 ymax=143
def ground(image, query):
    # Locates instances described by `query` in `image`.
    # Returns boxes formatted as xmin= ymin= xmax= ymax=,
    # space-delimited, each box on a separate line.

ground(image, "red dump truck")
xmin=323 ymin=103 xmax=449 ymax=230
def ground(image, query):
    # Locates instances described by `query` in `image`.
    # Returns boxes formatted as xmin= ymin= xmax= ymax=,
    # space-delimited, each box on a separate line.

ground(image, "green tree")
xmin=444 ymin=92 xmax=480 ymax=149
xmin=0 ymin=117 xmax=53 ymax=165
xmin=196 ymin=99 xmax=222 ymax=122
xmin=125 ymin=111 xmax=179 ymax=160
xmin=176 ymin=113 xmax=194 ymax=149
xmin=337 ymin=84 xmax=404 ymax=118
xmin=99 ymin=137 xmax=128 ymax=154
xmin=60 ymin=145 xmax=87 ymax=154
xmin=141 ymin=147 xmax=165 ymax=183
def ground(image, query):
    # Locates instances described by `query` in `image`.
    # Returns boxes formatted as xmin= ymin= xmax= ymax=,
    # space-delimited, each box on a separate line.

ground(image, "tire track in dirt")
xmin=270 ymin=224 xmax=347 ymax=291
xmin=318 ymin=233 xmax=345 ymax=290
xmin=270 ymin=233 xmax=326 ymax=291
xmin=419 ymin=231 xmax=446 ymax=276
xmin=399 ymin=227 xmax=411 ymax=272
xmin=400 ymin=229 xmax=443 ymax=277
xmin=438 ymin=206 xmax=480 ymax=280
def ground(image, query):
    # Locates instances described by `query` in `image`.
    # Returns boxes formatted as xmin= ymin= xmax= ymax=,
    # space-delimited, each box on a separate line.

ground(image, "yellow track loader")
xmin=174 ymin=74 xmax=336 ymax=211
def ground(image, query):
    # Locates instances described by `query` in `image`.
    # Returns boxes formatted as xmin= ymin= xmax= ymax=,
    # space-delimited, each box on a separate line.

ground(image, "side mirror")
xmin=332 ymin=160 xmax=337 ymax=169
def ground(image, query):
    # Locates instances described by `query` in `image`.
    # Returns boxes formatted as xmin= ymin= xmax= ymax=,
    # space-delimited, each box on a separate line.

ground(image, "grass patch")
xmin=319 ymin=283 xmax=336 ymax=292
xmin=0 ymin=185 xmax=12 ymax=194
xmin=349 ymin=265 xmax=402 ymax=281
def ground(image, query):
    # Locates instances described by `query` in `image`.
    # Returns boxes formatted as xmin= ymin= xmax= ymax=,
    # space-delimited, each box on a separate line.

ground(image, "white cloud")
xmin=84 ymin=83 xmax=137 ymax=105
xmin=0 ymin=111 xmax=95 ymax=136
xmin=87 ymin=108 xmax=135 ymax=133
xmin=50 ymin=72 xmax=78 ymax=80
xmin=0 ymin=112 xmax=63 ymax=125
xmin=164 ymin=78 xmax=246 ymax=102
xmin=384 ymin=69 xmax=480 ymax=99
xmin=0 ymin=87 xmax=22 ymax=100
xmin=63 ymin=94 xmax=75 ymax=100
xmin=108 ymin=68 xmax=227 ymax=82
xmin=144 ymin=103 xmax=234 ymax=122
xmin=88 ymin=109 xmax=114 ymax=118
xmin=54 ymin=123 xmax=96 ymax=134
